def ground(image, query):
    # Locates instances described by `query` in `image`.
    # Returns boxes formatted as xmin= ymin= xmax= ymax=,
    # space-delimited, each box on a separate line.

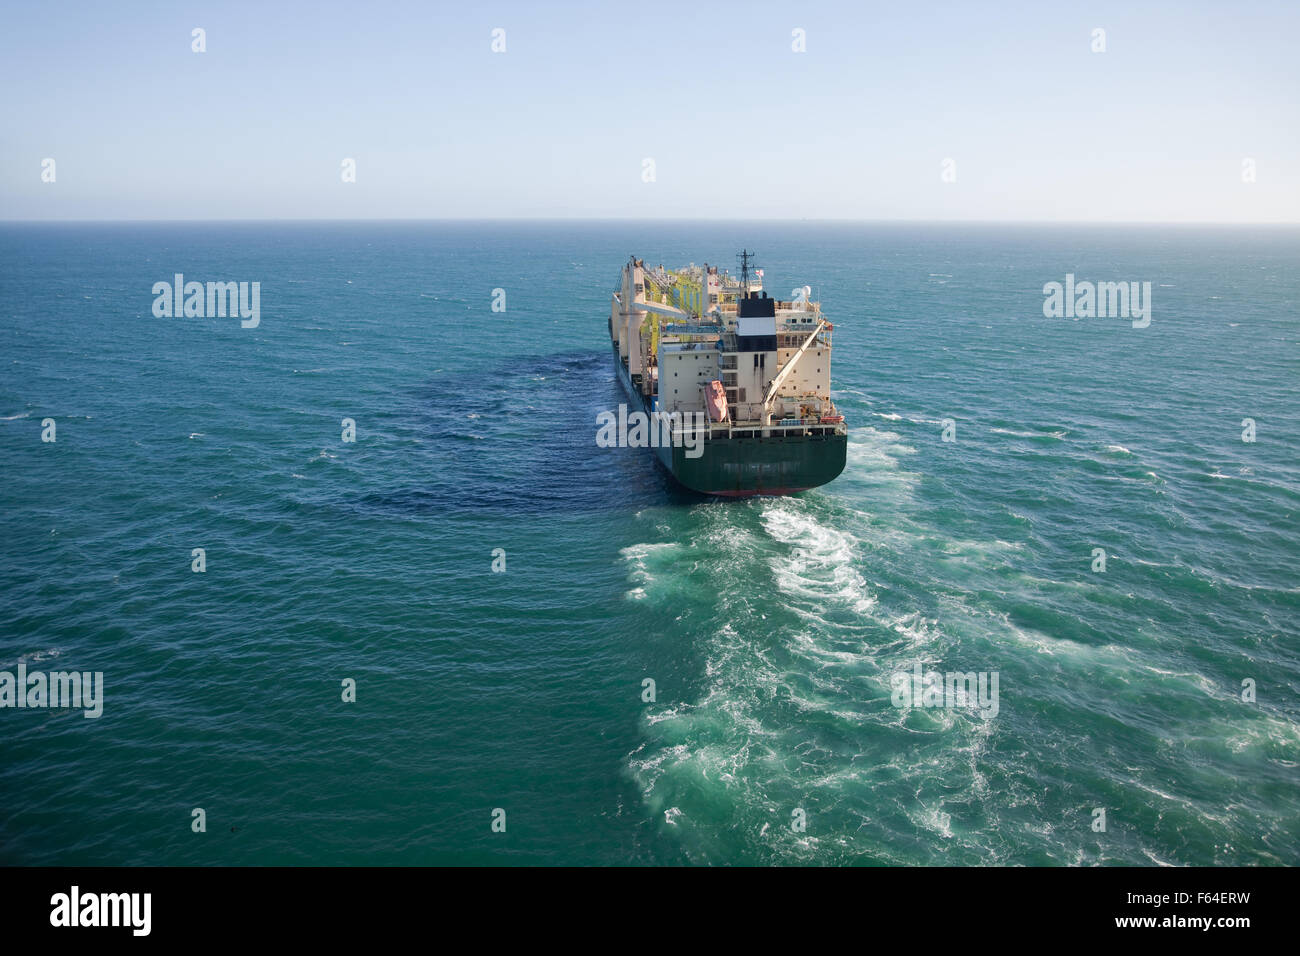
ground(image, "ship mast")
xmin=737 ymin=249 xmax=757 ymax=295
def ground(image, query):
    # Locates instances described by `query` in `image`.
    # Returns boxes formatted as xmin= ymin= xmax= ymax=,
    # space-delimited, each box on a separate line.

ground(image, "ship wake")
xmin=623 ymin=428 xmax=1024 ymax=865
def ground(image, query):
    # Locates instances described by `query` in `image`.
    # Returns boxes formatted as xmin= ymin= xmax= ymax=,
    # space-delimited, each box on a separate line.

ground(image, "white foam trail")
xmin=990 ymin=427 xmax=1067 ymax=439
xmin=618 ymin=541 xmax=682 ymax=598
xmin=762 ymin=503 xmax=875 ymax=615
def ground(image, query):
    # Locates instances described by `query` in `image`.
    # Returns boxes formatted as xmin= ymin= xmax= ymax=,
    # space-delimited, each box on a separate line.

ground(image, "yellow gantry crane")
xmin=642 ymin=268 xmax=708 ymax=354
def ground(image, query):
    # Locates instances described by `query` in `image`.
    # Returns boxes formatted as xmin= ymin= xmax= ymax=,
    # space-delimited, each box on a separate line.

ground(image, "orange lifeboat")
xmin=706 ymin=380 xmax=729 ymax=423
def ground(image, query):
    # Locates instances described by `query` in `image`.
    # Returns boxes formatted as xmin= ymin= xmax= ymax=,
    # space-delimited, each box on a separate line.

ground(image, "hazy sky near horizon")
xmin=1 ymin=0 xmax=1297 ymax=222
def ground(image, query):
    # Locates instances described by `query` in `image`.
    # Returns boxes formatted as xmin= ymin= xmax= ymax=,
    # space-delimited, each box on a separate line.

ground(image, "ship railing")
xmin=776 ymin=331 xmax=831 ymax=349
xmin=700 ymin=417 xmax=848 ymax=440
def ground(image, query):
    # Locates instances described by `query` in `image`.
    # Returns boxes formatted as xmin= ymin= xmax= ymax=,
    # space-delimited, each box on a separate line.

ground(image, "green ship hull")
xmin=653 ymin=430 xmax=848 ymax=496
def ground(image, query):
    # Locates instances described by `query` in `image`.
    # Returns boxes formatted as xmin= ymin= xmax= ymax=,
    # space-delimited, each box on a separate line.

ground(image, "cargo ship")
xmin=608 ymin=252 xmax=848 ymax=496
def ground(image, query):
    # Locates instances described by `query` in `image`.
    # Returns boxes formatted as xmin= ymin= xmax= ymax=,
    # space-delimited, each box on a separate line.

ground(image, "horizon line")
xmin=2 ymin=217 xmax=1299 ymax=227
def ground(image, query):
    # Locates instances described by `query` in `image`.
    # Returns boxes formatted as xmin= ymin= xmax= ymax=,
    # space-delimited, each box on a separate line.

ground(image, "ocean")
xmin=1 ymin=221 xmax=1296 ymax=865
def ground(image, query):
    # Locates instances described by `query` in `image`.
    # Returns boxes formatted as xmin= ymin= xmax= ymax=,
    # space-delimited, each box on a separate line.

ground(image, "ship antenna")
xmin=738 ymin=249 xmax=757 ymax=295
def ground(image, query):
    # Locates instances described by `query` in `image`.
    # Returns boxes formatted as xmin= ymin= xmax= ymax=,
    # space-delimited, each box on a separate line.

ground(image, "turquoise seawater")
xmin=1 ymin=221 xmax=1297 ymax=865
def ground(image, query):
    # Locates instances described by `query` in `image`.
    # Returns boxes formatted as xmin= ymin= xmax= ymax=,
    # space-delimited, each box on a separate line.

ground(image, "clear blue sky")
xmin=1 ymin=0 xmax=1296 ymax=221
